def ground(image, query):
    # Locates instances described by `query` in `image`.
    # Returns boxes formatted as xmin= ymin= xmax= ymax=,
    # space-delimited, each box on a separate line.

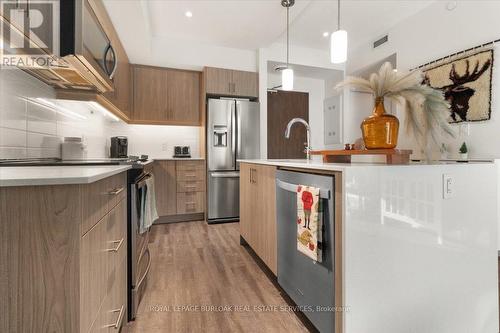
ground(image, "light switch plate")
xmin=442 ymin=174 xmax=454 ymax=199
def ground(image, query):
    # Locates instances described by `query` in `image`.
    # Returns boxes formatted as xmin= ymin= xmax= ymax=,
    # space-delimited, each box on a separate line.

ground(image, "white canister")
xmin=62 ymin=137 xmax=88 ymax=160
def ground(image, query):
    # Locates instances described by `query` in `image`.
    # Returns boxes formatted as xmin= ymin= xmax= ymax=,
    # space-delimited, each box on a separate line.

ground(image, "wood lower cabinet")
xmin=239 ymin=163 xmax=277 ymax=274
xmin=154 ymin=160 xmax=206 ymax=221
xmin=132 ymin=65 xmax=201 ymax=125
xmin=204 ymin=67 xmax=258 ymax=98
xmin=0 ymin=172 xmax=127 ymax=333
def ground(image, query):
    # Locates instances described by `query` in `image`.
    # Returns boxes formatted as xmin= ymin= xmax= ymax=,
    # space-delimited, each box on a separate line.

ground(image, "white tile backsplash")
xmin=0 ymin=67 xmax=201 ymax=160
xmin=0 ymin=127 xmax=26 ymax=147
xmin=27 ymin=101 xmax=57 ymax=135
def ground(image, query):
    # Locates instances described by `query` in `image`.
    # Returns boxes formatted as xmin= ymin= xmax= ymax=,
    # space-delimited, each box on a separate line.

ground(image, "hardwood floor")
xmin=124 ymin=221 xmax=309 ymax=333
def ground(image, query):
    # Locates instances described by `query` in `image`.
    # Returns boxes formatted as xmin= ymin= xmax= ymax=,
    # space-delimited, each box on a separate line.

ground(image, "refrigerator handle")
xmin=231 ymin=102 xmax=236 ymax=168
xmin=236 ymin=101 xmax=242 ymax=162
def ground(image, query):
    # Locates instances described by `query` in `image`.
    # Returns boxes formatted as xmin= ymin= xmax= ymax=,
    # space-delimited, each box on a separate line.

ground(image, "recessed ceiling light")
xmin=185 ymin=11 xmax=193 ymax=18
xmin=446 ymin=1 xmax=457 ymax=11
xmin=323 ymin=32 xmax=329 ymax=37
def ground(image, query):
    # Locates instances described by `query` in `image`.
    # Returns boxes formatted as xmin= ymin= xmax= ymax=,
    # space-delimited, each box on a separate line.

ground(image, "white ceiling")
xmin=104 ymin=0 xmax=435 ymax=52
xmin=287 ymin=0 xmax=435 ymax=51
xmin=144 ymin=0 xmax=311 ymax=50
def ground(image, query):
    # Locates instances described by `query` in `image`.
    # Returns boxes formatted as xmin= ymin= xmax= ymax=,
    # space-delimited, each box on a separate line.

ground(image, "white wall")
xmin=0 ymin=68 xmax=201 ymax=160
xmin=346 ymin=0 xmax=500 ymax=159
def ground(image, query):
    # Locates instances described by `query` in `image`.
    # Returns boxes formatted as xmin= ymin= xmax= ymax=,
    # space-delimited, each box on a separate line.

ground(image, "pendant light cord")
xmin=337 ymin=0 xmax=340 ymax=31
xmin=286 ymin=5 xmax=290 ymax=66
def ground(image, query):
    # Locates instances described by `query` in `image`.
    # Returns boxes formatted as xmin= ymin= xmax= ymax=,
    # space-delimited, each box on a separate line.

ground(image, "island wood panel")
xmin=267 ymin=91 xmax=309 ymax=159
xmin=0 ymin=185 xmax=81 ymax=333
xmin=231 ymin=70 xmax=259 ymax=98
xmin=239 ymin=163 xmax=254 ymax=245
xmin=256 ymin=164 xmax=277 ymax=274
xmin=167 ymin=69 xmax=201 ymax=124
xmin=132 ymin=66 xmax=168 ymax=122
xmin=154 ymin=161 xmax=178 ymax=216
xmin=239 ymin=163 xmax=277 ymax=275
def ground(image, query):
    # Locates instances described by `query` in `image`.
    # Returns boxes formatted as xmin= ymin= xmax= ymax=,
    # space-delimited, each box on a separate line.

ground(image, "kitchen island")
xmin=239 ymin=159 xmax=499 ymax=333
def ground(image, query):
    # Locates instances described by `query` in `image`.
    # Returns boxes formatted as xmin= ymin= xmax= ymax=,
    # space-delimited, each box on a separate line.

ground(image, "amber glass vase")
xmin=361 ymin=97 xmax=399 ymax=149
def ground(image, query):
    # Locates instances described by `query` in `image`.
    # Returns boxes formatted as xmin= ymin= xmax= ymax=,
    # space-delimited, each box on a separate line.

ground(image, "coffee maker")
xmin=110 ymin=136 xmax=128 ymax=158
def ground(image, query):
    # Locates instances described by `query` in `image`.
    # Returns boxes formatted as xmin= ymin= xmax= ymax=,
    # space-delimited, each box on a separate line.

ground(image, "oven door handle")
xmin=136 ymin=248 xmax=151 ymax=289
xmin=136 ymin=173 xmax=152 ymax=189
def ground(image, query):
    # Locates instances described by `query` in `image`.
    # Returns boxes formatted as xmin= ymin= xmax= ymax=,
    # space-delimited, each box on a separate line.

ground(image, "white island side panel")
xmin=343 ymin=164 xmax=498 ymax=333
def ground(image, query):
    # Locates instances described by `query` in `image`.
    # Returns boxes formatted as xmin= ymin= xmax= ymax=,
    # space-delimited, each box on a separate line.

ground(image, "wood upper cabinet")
xmin=239 ymin=163 xmax=277 ymax=274
xmin=231 ymin=70 xmax=259 ymax=98
xmin=132 ymin=66 xmax=168 ymax=122
xmin=132 ymin=65 xmax=201 ymax=125
xmin=204 ymin=67 xmax=258 ymax=98
xmin=204 ymin=67 xmax=233 ymax=95
xmin=167 ymin=69 xmax=201 ymax=124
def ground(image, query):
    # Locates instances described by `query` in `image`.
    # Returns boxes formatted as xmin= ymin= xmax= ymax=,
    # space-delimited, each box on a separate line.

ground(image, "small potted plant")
xmin=459 ymin=142 xmax=468 ymax=160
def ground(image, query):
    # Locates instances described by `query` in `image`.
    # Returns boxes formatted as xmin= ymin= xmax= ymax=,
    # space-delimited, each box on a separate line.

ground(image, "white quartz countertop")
xmin=0 ymin=165 xmax=132 ymax=187
xmin=238 ymin=158 xmax=494 ymax=171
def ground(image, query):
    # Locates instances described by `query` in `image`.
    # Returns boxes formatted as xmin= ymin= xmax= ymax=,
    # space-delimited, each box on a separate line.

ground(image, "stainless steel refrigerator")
xmin=207 ymin=98 xmax=260 ymax=223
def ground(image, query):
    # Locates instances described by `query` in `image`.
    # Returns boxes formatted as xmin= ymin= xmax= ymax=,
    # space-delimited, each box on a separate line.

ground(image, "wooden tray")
xmin=310 ymin=149 xmax=413 ymax=165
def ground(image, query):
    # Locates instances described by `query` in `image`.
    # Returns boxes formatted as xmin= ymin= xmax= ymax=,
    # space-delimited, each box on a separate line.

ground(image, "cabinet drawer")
xmin=81 ymin=199 xmax=126 ymax=333
xmin=80 ymin=214 xmax=109 ymax=333
xmin=106 ymin=199 xmax=127 ymax=274
xmin=177 ymin=192 xmax=204 ymax=214
xmin=176 ymin=169 xmax=205 ymax=181
xmin=176 ymin=160 xmax=205 ymax=170
xmin=82 ymin=172 xmax=126 ymax=236
xmin=177 ymin=180 xmax=205 ymax=193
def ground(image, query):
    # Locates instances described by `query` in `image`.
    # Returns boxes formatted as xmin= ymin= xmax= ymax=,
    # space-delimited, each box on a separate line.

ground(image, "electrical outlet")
xmin=162 ymin=143 xmax=169 ymax=151
xmin=442 ymin=174 xmax=454 ymax=199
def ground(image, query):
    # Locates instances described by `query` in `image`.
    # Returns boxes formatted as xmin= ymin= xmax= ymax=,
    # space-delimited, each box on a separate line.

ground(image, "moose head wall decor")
xmin=423 ymin=49 xmax=494 ymax=123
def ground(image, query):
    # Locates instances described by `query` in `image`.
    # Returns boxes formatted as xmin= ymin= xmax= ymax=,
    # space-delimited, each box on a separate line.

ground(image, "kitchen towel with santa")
xmin=296 ymin=184 xmax=322 ymax=262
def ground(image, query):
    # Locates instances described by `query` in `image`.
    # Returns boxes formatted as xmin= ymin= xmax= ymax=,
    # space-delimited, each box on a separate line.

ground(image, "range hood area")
xmin=0 ymin=0 xmax=116 ymax=93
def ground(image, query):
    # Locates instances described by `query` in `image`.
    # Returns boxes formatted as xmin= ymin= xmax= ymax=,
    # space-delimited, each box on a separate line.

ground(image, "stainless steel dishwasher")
xmin=276 ymin=170 xmax=335 ymax=333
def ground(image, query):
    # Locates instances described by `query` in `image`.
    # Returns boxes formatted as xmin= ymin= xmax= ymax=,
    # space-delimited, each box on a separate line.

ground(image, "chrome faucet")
xmin=284 ymin=118 xmax=312 ymax=160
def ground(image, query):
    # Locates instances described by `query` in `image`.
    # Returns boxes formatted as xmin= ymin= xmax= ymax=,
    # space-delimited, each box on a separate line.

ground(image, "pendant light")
xmin=281 ymin=0 xmax=294 ymax=91
xmin=331 ymin=0 xmax=348 ymax=64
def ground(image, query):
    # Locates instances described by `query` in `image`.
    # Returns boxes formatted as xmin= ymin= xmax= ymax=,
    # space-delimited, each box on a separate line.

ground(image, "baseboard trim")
xmin=155 ymin=213 xmax=205 ymax=224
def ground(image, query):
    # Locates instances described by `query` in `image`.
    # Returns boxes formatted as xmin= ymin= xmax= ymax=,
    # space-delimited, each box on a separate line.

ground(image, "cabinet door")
xmin=255 ymin=164 xmax=277 ymax=274
xmin=133 ymin=66 xmax=168 ymax=121
xmin=239 ymin=164 xmax=277 ymax=274
xmin=205 ymin=67 xmax=233 ymax=95
xmin=239 ymin=163 xmax=256 ymax=247
xmin=154 ymin=161 xmax=177 ymax=216
xmin=232 ymin=70 xmax=259 ymax=98
xmin=81 ymin=214 xmax=109 ymax=333
xmin=166 ymin=69 xmax=201 ymax=125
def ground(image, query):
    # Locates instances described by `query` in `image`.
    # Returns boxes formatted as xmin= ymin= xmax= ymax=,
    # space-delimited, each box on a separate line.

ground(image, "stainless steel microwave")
xmin=60 ymin=0 xmax=117 ymax=92
xmin=0 ymin=0 xmax=117 ymax=93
